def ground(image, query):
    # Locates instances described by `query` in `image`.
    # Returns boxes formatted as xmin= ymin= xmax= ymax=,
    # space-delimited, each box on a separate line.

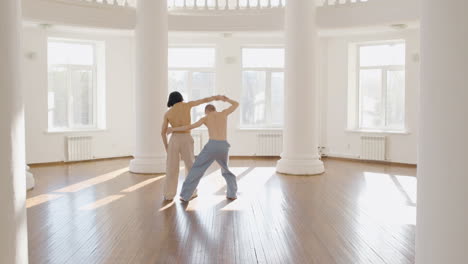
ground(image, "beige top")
xmin=165 ymin=102 xmax=193 ymax=134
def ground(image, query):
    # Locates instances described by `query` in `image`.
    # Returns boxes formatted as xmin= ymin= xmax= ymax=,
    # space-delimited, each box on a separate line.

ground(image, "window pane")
xmin=359 ymin=69 xmax=383 ymax=129
xmin=71 ymin=70 xmax=94 ymax=127
xmin=48 ymin=41 xmax=94 ymax=65
xmin=242 ymin=48 xmax=284 ymax=68
xmin=271 ymin=72 xmax=284 ymax=126
xmin=191 ymin=72 xmax=215 ymax=122
xmin=169 ymin=48 xmax=215 ymax=68
xmin=168 ymin=71 xmax=189 ymax=101
xmin=48 ymin=67 xmax=69 ymax=128
xmin=360 ymin=43 xmax=405 ymax=67
xmin=386 ymin=70 xmax=405 ymax=130
xmin=241 ymin=71 xmax=266 ymax=126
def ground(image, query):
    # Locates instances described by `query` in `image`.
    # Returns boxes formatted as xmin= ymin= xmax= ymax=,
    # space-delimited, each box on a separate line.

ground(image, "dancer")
xmin=161 ymin=92 xmax=223 ymax=201
xmin=167 ymin=96 xmax=239 ymax=202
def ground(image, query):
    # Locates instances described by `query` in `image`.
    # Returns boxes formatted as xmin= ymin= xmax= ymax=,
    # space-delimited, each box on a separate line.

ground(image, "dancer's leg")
xmin=180 ymin=134 xmax=197 ymax=197
xmin=215 ymin=143 xmax=238 ymax=199
xmin=180 ymin=144 xmax=215 ymax=201
xmin=164 ymin=136 xmax=180 ymax=200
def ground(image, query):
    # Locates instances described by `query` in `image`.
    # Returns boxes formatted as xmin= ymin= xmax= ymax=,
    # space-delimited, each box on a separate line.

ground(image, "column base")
xmin=130 ymin=157 xmax=166 ymax=174
xmin=26 ymin=171 xmax=35 ymax=191
xmin=276 ymin=157 xmax=325 ymax=176
xmin=26 ymin=165 xmax=35 ymax=190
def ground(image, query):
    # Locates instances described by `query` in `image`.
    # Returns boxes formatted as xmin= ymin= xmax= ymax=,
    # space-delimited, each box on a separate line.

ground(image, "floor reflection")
xmin=27 ymin=158 xmax=417 ymax=264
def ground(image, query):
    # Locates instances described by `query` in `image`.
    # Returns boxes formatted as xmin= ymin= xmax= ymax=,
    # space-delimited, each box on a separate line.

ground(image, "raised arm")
xmin=188 ymin=95 xmax=221 ymax=107
xmin=221 ymin=96 xmax=239 ymax=115
xmin=167 ymin=117 xmax=206 ymax=135
xmin=161 ymin=113 xmax=169 ymax=152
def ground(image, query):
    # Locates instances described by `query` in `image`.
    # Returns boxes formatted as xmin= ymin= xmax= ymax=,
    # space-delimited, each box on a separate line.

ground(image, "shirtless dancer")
xmin=167 ymin=96 xmax=239 ymax=202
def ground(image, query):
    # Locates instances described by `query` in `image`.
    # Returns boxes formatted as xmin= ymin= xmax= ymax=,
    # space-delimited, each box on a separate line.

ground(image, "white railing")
xmin=167 ymin=0 xmax=371 ymax=10
xmin=66 ymin=0 xmax=371 ymax=10
xmin=75 ymin=0 xmax=136 ymax=7
xmin=168 ymin=0 xmax=285 ymax=10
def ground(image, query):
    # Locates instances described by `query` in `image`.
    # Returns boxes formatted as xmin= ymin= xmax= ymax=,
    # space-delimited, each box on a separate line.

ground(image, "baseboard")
xmin=28 ymin=154 xmax=416 ymax=168
xmin=322 ymin=155 xmax=417 ymax=167
xmin=229 ymin=156 xmax=280 ymax=160
xmin=28 ymin=156 xmax=133 ymax=167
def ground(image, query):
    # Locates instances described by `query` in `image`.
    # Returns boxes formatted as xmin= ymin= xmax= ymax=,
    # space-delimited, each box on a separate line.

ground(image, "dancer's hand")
xmin=166 ymin=127 xmax=174 ymax=135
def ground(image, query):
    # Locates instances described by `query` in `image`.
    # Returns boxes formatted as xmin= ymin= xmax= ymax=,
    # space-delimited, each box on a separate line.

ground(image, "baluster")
xmin=224 ymin=0 xmax=229 ymax=10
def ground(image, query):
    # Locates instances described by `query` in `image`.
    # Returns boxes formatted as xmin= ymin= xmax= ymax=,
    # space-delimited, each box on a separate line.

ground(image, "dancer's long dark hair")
xmin=167 ymin=91 xmax=184 ymax=107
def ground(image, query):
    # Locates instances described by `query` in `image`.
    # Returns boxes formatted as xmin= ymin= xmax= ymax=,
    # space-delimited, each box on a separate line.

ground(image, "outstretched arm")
xmin=221 ymin=96 xmax=239 ymax=115
xmin=188 ymin=95 xmax=222 ymax=107
xmin=167 ymin=117 xmax=206 ymax=134
xmin=161 ymin=114 xmax=169 ymax=152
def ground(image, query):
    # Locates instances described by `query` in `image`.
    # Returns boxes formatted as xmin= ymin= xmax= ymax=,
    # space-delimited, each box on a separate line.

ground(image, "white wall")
xmin=23 ymin=27 xmax=420 ymax=165
xmin=321 ymin=29 xmax=420 ymax=164
xmin=23 ymin=26 xmax=135 ymax=164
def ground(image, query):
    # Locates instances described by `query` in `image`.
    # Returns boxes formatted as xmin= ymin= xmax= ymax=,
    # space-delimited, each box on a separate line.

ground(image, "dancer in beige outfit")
xmin=161 ymin=92 xmax=223 ymax=200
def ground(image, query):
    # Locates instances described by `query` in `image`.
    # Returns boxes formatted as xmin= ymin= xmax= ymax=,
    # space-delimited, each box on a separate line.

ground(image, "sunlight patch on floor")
xmin=121 ymin=175 xmax=165 ymax=193
xmin=185 ymin=195 xmax=227 ymax=211
xmin=79 ymin=195 xmax=125 ymax=210
xmin=361 ymin=172 xmax=417 ymax=225
xmin=54 ymin=167 xmax=129 ymax=193
xmin=26 ymin=194 xmax=63 ymax=208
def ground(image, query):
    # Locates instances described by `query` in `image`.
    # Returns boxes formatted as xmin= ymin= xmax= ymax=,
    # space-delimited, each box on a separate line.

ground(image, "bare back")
xmin=166 ymin=102 xmax=192 ymax=134
xmin=204 ymin=111 xmax=228 ymax=141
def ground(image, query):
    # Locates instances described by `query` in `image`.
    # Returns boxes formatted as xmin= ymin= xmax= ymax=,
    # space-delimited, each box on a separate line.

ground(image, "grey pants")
xmin=180 ymin=140 xmax=238 ymax=201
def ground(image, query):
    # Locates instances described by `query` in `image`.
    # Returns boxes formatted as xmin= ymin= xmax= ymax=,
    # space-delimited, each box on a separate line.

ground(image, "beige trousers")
xmin=164 ymin=133 xmax=195 ymax=199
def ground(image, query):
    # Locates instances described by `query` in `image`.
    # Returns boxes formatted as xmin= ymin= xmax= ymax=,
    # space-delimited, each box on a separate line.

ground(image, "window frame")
xmin=354 ymin=41 xmax=406 ymax=132
xmin=47 ymin=38 xmax=99 ymax=132
xmin=240 ymin=46 xmax=285 ymax=129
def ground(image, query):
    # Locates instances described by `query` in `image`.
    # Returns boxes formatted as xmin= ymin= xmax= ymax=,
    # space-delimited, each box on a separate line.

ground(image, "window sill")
xmin=45 ymin=128 xmax=108 ymax=134
xmin=345 ymin=129 xmax=410 ymax=135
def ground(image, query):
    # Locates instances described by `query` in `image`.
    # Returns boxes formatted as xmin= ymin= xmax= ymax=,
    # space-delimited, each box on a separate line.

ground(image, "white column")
xmin=0 ymin=0 xmax=29 ymax=263
xmin=130 ymin=0 xmax=168 ymax=173
xmin=416 ymin=1 xmax=468 ymax=264
xmin=276 ymin=0 xmax=324 ymax=175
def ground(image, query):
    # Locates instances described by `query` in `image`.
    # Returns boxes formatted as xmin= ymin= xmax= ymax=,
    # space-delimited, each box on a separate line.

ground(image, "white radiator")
xmin=360 ymin=136 xmax=386 ymax=161
xmin=66 ymin=136 xmax=93 ymax=162
xmin=256 ymin=133 xmax=283 ymax=156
